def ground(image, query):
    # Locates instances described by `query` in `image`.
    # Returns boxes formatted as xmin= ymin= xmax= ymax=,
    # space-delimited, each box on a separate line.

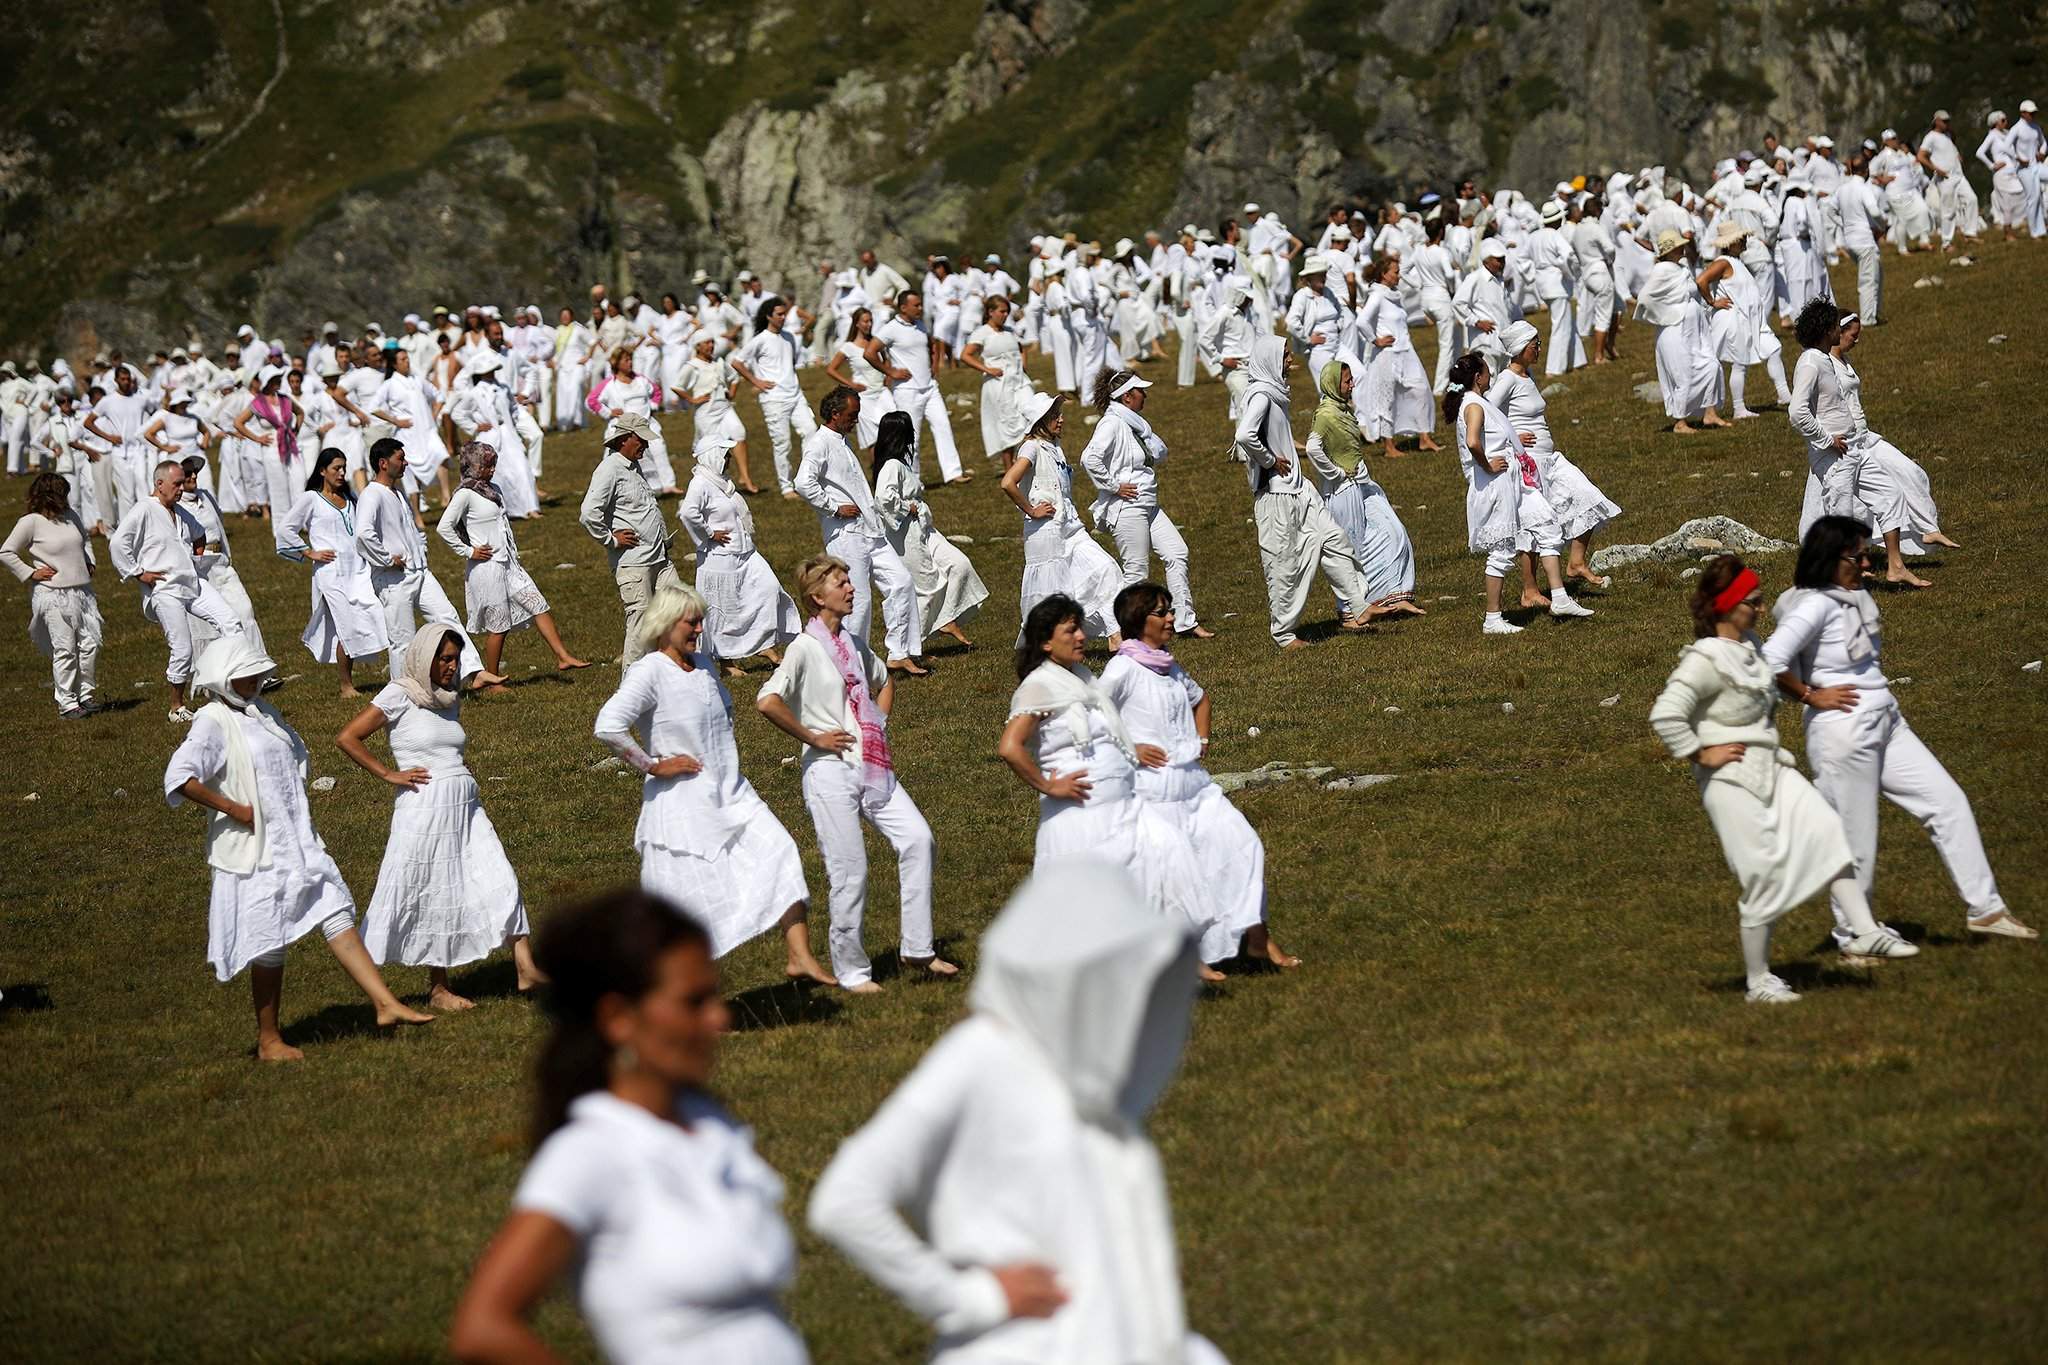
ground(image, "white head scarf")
xmin=391 ymin=625 xmax=465 ymax=710
xmin=192 ymin=634 xmax=276 ymax=710
xmin=1243 ymin=333 xmax=1289 ymax=408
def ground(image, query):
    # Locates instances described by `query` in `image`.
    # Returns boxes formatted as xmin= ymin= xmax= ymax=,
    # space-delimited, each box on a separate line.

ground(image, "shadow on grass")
xmin=93 ymin=698 xmax=147 ymax=715
xmin=448 ymin=957 xmax=535 ymax=1005
xmin=1710 ymin=958 xmax=1880 ymax=995
xmin=728 ymin=980 xmax=845 ymax=1032
xmin=0 ymin=982 xmax=54 ymax=1012
xmin=280 ymin=1003 xmax=436 ymax=1048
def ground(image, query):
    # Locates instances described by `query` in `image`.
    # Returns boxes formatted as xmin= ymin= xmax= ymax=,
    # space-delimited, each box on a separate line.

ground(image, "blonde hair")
xmin=793 ymin=553 xmax=849 ymax=613
xmin=638 ymin=584 xmax=707 ymax=653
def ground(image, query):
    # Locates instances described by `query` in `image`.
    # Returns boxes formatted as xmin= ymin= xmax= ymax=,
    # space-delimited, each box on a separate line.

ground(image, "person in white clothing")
xmin=678 ymin=432 xmax=800 ymax=673
xmin=1000 ymin=394 xmax=1124 ymax=641
xmin=80 ymin=362 xmax=155 ymax=526
xmin=729 ymin=297 xmax=818 ymax=497
xmin=1635 ymin=230 xmax=1731 ymax=433
xmin=274 ymin=449 xmax=390 ymax=697
xmin=756 ymin=554 xmax=956 ymax=994
xmin=1347 ymin=255 xmax=1441 ymax=457
xmin=370 ymin=349 xmax=453 ymax=509
xmin=1978 ymin=112 xmax=2027 ymax=236
xmin=1305 ymin=359 xmax=1422 ymax=619
xmin=1703 ymin=221 xmax=1793 ymax=419
xmin=175 ymin=456 xmax=267 ymax=655
xmin=448 ymin=354 xmax=541 ymax=520
xmin=1078 ymin=370 xmax=1209 ymax=638
xmin=808 ymin=863 xmax=1227 ymax=1364
xmin=673 ymin=334 xmax=754 ymax=494
xmin=1283 ymin=254 xmax=1350 ymax=381
xmin=2013 ymin=100 xmax=2046 ymax=238
xmin=872 ymin=411 xmax=987 ymax=649
xmin=795 ymin=387 xmax=927 ymax=672
xmin=1491 ymin=323 xmax=1620 ymax=597
xmin=110 ymin=460 xmax=245 ymax=721
xmin=336 ymin=628 xmax=541 ymax=1010
xmin=436 ymin=443 xmax=590 ymax=683
xmin=1 ymin=473 xmax=103 ymax=716
xmin=876 ymin=291 xmax=969 ymax=485
xmin=589 ymin=348 xmax=681 ymax=496
xmin=1529 ymin=200 xmax=1585 ymax=375
xmin=1569 ymin=199 xmax=1620 ymax=363
xmin=1409 ymin=219 xmax=1464 ymax=393
xmin=1761 ymin=519 xmax=2035 ymax=951
xmin=357 ymin=438 xmax=495 ymax=689
xmin=1833 ymin=157 xmax=1888 ymax=325
xmin=449 ymin=891 xmax=810 ymax=1365
xmin=1105 ymin=583 xmax=1300 ymax=969
xmin=958 ymin=294 xmax=1034 ymax=466
xmin=823 ymin=306 xmax=893 ymax=452
xmin=1649 ymin=556 xmax=1919 ymax=1003
xmin=164 ymin=635 xmax=433 ymax=1061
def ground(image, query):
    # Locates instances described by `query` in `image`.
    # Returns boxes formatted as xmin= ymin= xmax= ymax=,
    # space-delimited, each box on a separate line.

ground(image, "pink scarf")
xmin=1114 ymin=638 xmax=1176 ymax=676
xmin=252 ymin=393 xmax=298 ymax=464
xmin=806 ymin=617 xmax=893 ymax=810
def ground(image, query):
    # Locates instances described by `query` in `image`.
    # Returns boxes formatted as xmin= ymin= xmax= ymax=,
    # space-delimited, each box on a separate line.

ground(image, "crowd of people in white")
xmin=3 ymin=102 xmax=2042 ymax=1364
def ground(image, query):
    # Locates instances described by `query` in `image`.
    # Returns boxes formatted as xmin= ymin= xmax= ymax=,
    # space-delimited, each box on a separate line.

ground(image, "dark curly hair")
xmin=1794 ymin=297 xmax=1841 ymax=352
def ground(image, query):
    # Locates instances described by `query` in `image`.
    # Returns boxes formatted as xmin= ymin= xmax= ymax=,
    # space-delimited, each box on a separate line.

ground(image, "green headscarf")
xmin=1309 ymin=358 xmax=1365 ymax=476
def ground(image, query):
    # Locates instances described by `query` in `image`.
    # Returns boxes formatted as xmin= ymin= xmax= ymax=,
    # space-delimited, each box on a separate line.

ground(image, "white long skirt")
xmin=1035 ymin=782 xmax=1214 ymax=943
xmin=1698 ymin=762 xmax=1853 ymax=928
xmin=1325 ymin=477 xmax=1417 ymax=605
xmin=1653 ymin=313 xmax=1723 ymax=420
xmin=639 ymin=793 xmax=808 ymax=959
xmin=892 ymin=518 xmax=988 ymax=638
xmin=303 ymin=563 xmax=390 ymax=663
xmin=1360 ymin=343 xmax=1434 ymax=440
xmin=361 ymin=769 xmax=528 ymax=967
xmin=1019 ymin=521 xmax=1121 ymax=638
xmin=463 ymin=553 xmax=548 ymax=635
xmin=696 ymin=547 xmax=800 ymax=659
xmin=1141 ymin=765 xmax=1266 ymax=964
xmin=1535 ymin=450 xmax=1621 ymax=541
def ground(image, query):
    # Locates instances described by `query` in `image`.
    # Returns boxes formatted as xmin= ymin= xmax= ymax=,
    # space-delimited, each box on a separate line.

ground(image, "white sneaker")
xmin=1745 ymin=974 xmax=1802 ymax=1004
xmin=167 ymin=706 xmax=196 ymax=724
xmin=1549 ymin=593 xmax=1595 ymax=619
xmin=1482 ymin=615 xmax=1524 ymax=636
xmin=1842 ymin=926 xmax=1921 ymax=961
xmin=1967 ymin=910 xmax=2039 ymax=940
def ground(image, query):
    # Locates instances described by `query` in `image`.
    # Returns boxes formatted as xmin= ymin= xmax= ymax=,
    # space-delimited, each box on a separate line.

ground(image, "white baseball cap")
xmin=1814 ymin=135 xmax=1834 ymax=148
xmin=2022 ymin=99 xmax=2039 ymax=113
xmin=1932 ymin=108 xmax=1952 ymax=121
xmin=1242 ymin=201 xmax=1261 ymax=214
xmin=1109 ymin=374 xmax=1151 ymax=400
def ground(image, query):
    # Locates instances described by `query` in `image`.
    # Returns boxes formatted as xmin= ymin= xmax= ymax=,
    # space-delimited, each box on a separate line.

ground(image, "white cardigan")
xmin=756 ymin=629 xmax=886 ymax=771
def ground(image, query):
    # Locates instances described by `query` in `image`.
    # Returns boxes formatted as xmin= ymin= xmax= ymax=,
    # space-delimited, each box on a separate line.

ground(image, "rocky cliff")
xmin=3 ymin=0 xmax=2038 ymax=357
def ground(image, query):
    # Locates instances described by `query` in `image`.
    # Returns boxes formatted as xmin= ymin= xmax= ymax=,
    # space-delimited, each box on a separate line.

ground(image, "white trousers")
xmin=31 ymin=584 xmax=101 ymax=711
xmin=1422 ymin=290 xmax=1459 ymax=394
xmin=1847 ymin=242 xmax=1883 ymax=324
xmin=371 ymin=567 xmax=483 ymax=679
xmin=1806 ymin=696 xmax=2007 ymax=943
xmin=759 ymin=394 xmax=818 ymax=494
xmin=1253 ymin=487 xmax=1366 ymax=646
xmin=827 ymin=526 xmax=922 ymax=661
xmin=802 ymin=762 xmax=935 ymax=987
xmin=1542 ymin=295 xmax=1584 ymax=374
xmin=146 ymin=583 xmax=242 ymax=685
xmin=3 ymin=408 xmax=27 ymax=474
xmin=111 ymin=447 xmax=151 ymax=526
xmin=2025 ymin=161 xmax=2047 ymax=237
xmin=200 ymin=560 xmax=267 ymax=658
xmin=515 ymin=405 xmax=545 ymax=480
xmin=1173 ymin=309 xmax=1198 ymax=387
xmin=1106 ymin=503 xmax=1197 ymax=631
xmin=892 ymin=384 xmax=963 ymax=483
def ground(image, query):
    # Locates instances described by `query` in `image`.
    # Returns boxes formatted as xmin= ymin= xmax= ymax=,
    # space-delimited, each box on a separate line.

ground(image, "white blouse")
xmin=834 ymin=341 xmax=888 ymax=394
xmin=594 ymin=653 xmax=761 ymax=849
xmin=372 ymin=683 xmax=468 ymax=775
xmin=1100 ymin=656 xmax=1205 ymax=768
xmin=436 ymin=488 xmax=519 ymax=561
xmin=1760 ymin=589 xmax=1891 ymax=693
xmin=1354 ymin=283 xmax=1413 ymax=352
xmin=679 ymin=472 xmax=758 ymax=558
xmin=757 ymin=630 xmax=887 ymax=771
xmin=1488 ymin=369 xmax=1555 ymax=456
xmin=514 ymin=1091 xmax=806 ymax=1365
xmin=1015 ymin=438 xmax=1081 ymax=560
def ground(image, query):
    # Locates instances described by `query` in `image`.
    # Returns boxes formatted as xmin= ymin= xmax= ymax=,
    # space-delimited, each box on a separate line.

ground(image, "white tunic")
xmin=277 ymin=492 xmax=389 ymax=662
xmin=437 ymin=488 xmax=548 ymax=635
xmin=678 ymin=470 xmax=800 ymax=659
xmin=514 ymin=1091 xmax=807 ymax=1365
xmin=875 ymin=458 xmax=988 ymax=638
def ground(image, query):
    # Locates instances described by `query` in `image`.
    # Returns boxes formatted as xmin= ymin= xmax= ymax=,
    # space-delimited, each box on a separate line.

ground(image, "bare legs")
xmin=1242 ymin=924 xmax=1301 ymax=969
xmin=481 ymin=620 xmax=592 ymax=682
xmin=336 ymin=646 xmax=358 ymax=698
xmin=252 ymin=929 xmax=434 ymax=1062
xmin=1565 ymin=535 xmax=1609 ymax=588
xmin=781 ymin=902 xmax=837 ymax=987
xmin=250 ymin=963 xmax=301 ymax=1062
xmin=1881 ymin=529 xmax=1933 ymax=588
xmin=732 ymin=439 xmax=760 ymax=495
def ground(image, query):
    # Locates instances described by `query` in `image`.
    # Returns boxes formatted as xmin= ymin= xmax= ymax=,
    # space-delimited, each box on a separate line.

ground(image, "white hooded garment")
xmin=809 ymin=862 xmax=1222 ymax=1365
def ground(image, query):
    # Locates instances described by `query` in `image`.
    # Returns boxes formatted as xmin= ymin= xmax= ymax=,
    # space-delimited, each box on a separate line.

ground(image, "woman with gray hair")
xmin=436 ymin=441 xmax=589 ymax=684
xmin=594 ymin=584 xmax=835 ymax=985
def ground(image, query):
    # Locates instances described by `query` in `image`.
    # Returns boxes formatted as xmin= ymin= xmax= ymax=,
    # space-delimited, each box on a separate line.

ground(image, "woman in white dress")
xmin=1704 ymin=221 xmax=1793 ymax=419
xmin=449 ymin=892 xmax=809 ymax=1365
xmin=823 ymin=307 xmax=890 ymax=452
xmin=593 ymin=585 xmax=834 ymax=984
xmin=1776 ymin=186 xmax=1832 ymax=320
xmin=0 ymin=472 xmax=103 ymax=716
xmin=1761 ymin=519 xmax=2033 ymax=950
xmin=756 ymin=556 xmax=957 ymax=994
xmin=1104 ymin=582 xmax=1299 ymax=971
xmin=1306 ymin=358 xmax=1422 ymax=619
xmin=677 ymin=433 xmax=798 ymax=673
xmin=1348 ymin=255 xmax=1440 ymax=458
xmin=276 ymin=448 xmax=389 ymax=697
xmin=1447 ymin=354 xmax=1592 ymax=635
xmin=449 ymin=353 xmax=541 ymax=519
xmin=435 ymin=442 xmax=590 ymax=684
xmin=1787 ymin=302 xmax=1951 ymax=589
xmin=163 ymin=635 xmax=432 ymax=1061
xmin=370 ymin=348 xmax=450 ymax=506
xmin=999 ymin=394 xmax=1123 ymax=641
xmin=591 ymin=347 xmax=682 ymax=496
xmin=807 ymin=865 xmax=1224 ymax=1365
xmin=996 ymin=595 xmax=1219 ymax=979
xmin=871 ymin=411 xmax=986 ymax=649
xmin=231 ymin=366 xmax=305 ymax=518
xmin=335 ymin=627 xmax=541 ymax=1012
xmin=141 ymin=389 xmax=214 ymax=496
xmin=1648 ymin=555 xmax=1920 ymax=1004
xmin=1634 ymin=230 xmax=1731 ymax=434
xmin=959 ymin=294 xmax=1035 ymax=466
xmin=1492 ymin=321 xmax=1621 ymax=593
xmin=1079 ymin=368 xmax=1212 ymax=638
xmin=668 ymin=334 xmax=748 ymax=494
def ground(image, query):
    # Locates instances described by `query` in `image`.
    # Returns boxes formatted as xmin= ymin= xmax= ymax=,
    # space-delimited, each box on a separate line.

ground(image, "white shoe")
xmin=1482 ymin=615 xmax=1524 ymax=635
xmin=167 ymin=706 xmax=196 ymax=724
xmin=1745 ymin=974 xmax=1801 ymax=1004
xmin=1967 ymin=910 xmax=2039 ymax=940
xmin=1549 ymin=593 xmax=1595 ymax=619
xmin=1841 ymin=926 xmax=1921 ymax=961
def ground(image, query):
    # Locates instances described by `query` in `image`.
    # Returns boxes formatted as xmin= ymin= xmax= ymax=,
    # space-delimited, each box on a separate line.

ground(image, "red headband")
xmin=1712 ymin=567 xmax=1760 ymax=615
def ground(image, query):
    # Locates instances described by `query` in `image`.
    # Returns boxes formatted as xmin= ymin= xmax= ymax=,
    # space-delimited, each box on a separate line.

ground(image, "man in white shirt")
xmin=1834 ymin=157 xmax=1889 ymax=324
xmin=81 ymin=363 xmax=156 ymax=525
xmin=1199 ymin=280 xmax=1256 ymax=417
xmin=858 ymin=249 xmax=910 ymax=316
xmin=1918 ymin=110 xmax=1970 ymax=248
xmin=109 ymin=460 xmax=243 ymax=720
xmin=1453 ymin=242 xmax=1520 ymax=373
xmin=1871 ymin=130 xmax=1933 ymax=253
xmin=731 ymin=302 xmax=818 ymax=497
xmin=2013 ymin=99 xmax=2047 ymax=238
xmin=874 ymin=291 xmax=967 ymax=485
xmin=795 ymin=388 xmax=923 ymax=670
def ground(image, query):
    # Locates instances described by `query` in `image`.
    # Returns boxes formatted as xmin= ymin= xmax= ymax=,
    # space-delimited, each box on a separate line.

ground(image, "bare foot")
xmin=903 ymin=955 xmax=961 ymax=978
xmin=429 ymin=986 xmax=476 ymax=1011
xmin=1390 ymin=599 xmax=1428 ymax=616
xmin=257 ymin=1037 xmax=305 ymax=1063
xmin=782 ymin=490 xmax=801 ymax=501
xmin=470 ymin=670 xmax=511 ymax=689
xmin=888 ymin=658 xmax=932 ymax=676
xmin=1339 ymin=613 xmax=1375 ymax=633
xmin=786 ymin=959 xmax=838 ymax=988
xmin=1416 ymin=435 xmax=1443 ymax=452
xmin=1567 ymin=569 xmax=1611 ymax=590
xmin=516 ymin=972 xmax=549 ymax=993
xmin=725 ymin=664 xmax=748 ymax=678
xmin=940 ymin=624 xmax=973 ymax=647
xmin=1179 ymin=625 xmax=1217 ymax=639
xmin=556 ymin=657 xmax=593 ymax=671
xmin=377 ymin=1003 xmax=435 ymax=1027
xmin=338 ymin=686 xmax=360 ymax=698
xmin=1885 ymin=569 xmax=1933 ymax=589
xmin=946 ymin=472 xmax=975 ymax=484
xmin=1923 ymin=532 xmax=1961 ymax=549
xmin=1264 ymin=942 xmax=1303 ymax=969
xmin=844 ymin=980 xmax=884 ymax=995
xmin=1198 ymin=964 xmax=1227 ymax=983
xmin=1673 ymin=421 xmax=1698 ymax=435
xmin=1519 ymin=591 xmax=1552 ymax=609
xmin=1700 ymin=414 xmax=1731 ymax=429
xmin=1280 ymin=638 xmax=1313 ymax=650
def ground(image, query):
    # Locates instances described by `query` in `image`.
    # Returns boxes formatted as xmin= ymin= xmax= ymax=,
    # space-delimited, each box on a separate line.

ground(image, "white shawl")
xmin=1008 ymin=660 xmax=1137 ymax=764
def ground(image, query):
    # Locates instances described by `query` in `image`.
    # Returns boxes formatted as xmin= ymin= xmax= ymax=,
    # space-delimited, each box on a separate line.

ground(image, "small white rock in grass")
xmin=1988 ymin=334 xmax=2008 ymax=345
xmin=1082 ymin=414 xmax=1099 ymax=426
xmin=23 ymin=793 xmax=38 ymax=802
xmin=1681 ymin=567 xmax=1702 ymax=579
xmin=1891 ymin=677 xmax=1912 ymax=686
xmin=1934 ymin=455 xmax=1947 ymax=462
xmin=488 ymin=776 xmax=507 ymax=782
xmin=282 ymin=674 xmax=302 ymax=684
xmin=555 ymin=562 xmax=576 ymax=570
xmin=311 ymin=776 xmax=337 ymax=793
xmin=1499 ymin=702 xmax=1515 ymax=715
xmin=1246 ymin=726 xmax=1262 ymax=738
xmin=1437 ymin=594 xmax=1458 ymax=602
xmin=113 ymin=788 xmax=128 ymax=798
xmin=781 ymin=754 xmax=798 ymax=766
xmin=1600 ymin=694 xmax=1621 ymax=707
xmin=1541 ymin=382 xmax=1569 ymax=397
xmin=1323 ymin=774 xmax=1399 ymax=791
xmin=1221 ymin=612 xmax=1238 ymax=619
xmin=1687 ymin=472 xmax=1704 ymax=479
xmin=528 ymin=665 xmax=538 ymax=672
xmin=1780 ymin=470 xmax=1795 ymax=477
xmin=1383 ymin=706 xmax=1402 ymax=715
xmin=2024 ymin=660 xmax=2044 ymax=673
xmin=590 ymin=755 xmax=627 ymax=772
xmin=1951 ymin=254 xmax=1975 ymax=267
xmin=946 ymin=534 xmax=974 ymax=545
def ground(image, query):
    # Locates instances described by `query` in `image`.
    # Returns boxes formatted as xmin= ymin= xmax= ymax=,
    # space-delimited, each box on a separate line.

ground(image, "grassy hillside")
xmin=3 ymin=240 xmax=2045 ymax=1359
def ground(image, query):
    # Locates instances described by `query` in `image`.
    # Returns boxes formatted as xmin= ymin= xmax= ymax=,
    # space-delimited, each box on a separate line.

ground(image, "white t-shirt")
xmin=875 ymin=316 xmax=933 ymax=388
xmin=92 ymin=389 xmax=154 ymax=446
xmin=513 ymin=1091 xmax=807 ymax=1365
xmin=732 ymin=326 xmax=804 ymax=400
